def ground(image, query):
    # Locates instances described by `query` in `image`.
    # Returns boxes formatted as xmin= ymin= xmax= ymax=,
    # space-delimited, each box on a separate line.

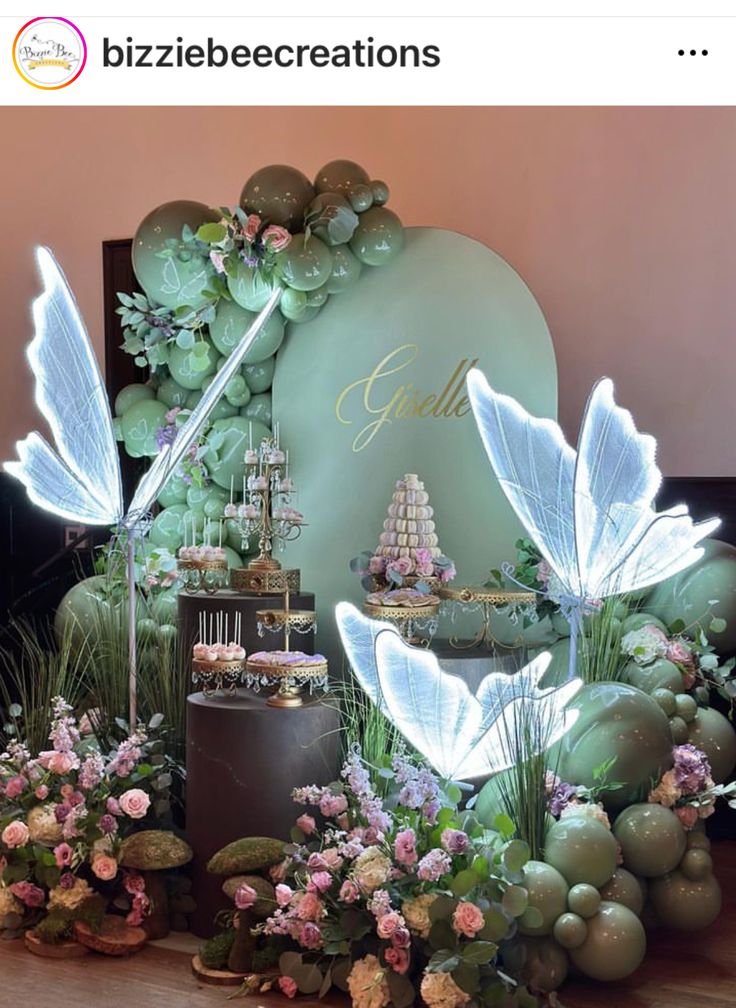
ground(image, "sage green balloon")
xmin=276 ymin=234 xmax=333 ymax=292
xmin=133 ymin=200 xmax=218 ymax=309
xmin=647 ymin=538 xmax=736 ymax=652
xmin=224 ymin=373 xmax=248 ymax=404
xmin=569 ymin=902 xmax=646 ymax=981
xmin=168 ymin=340 xmax=217 ymax=390
xmin=670 ymin=715 xmax=690 ymax=744
xmin=613 ymin=804 xmax=686 ymax=877
xmin=550 ymin=612 xmax=571 ymax=638
xmin=288 ymin=304 xmax=322 ymax=325
xmin=545 ymin=817 xmax=617 ymax=889
xmin=651 ymin=687 xmax=677 ymax=717
xmin=687 ymin=706 xmax=736 ymax=783
xmin=54 ymin=575 xmax=115 ymax=650
xmin=675 ymin=693 xmax=698 ymax=723
xmin=183 ymin=509 xmax=205 ymax=535
xmin=598 ymin=868 xmax=647 ymax=916
xmin=621 ymin=612 xmax=669 ymax=636
xmin=326 ymin=244 xmax=363 ymax=294
xmin=314 ymin=159 xmax=370 ymax=196
xmin=623 ymin=658 xmax=684 ymax=695
xmin=280 ymin=287 xmax=309 ymax=321
xmin=371 ymin=180 xmax=390 ymax=205
xmin=187 ymin=485 xmax=217 ymax=514
xmin=554 ymin=682 xmax=673 ymax=812
xmin=553 ymin=912 xmax=587 ymax=950
xmin=156 ymin=377 xmax=189 ymax=409
xmin=567 ymin=883 xmax=601 ymax=919
xmin=307 ymin=285 xmax=329 ymax=308
xmin=185 ymin=388 xmax=237 ymax=421
xmin=686 ymin=829 xmax=711 ymax=851
xmin=115 ymin=383 xmax=154 ymax=416
xmin=240 ymin=164 xmax=315 ymax=231
xmin=350 ymin=207 xmax=404 ymax=267
xmin=210 ymin=299 xmax=285 ymax=363
xmin=151 ymin=591 xmax=178 ymax=626
xmin=204 ymin=416 xmax=270 ymax=490
xmin=242 ymin=393 xmax=272 ymax=426
xmin=538 ymin=636 xmax=586 ymax=688
xmin=224 ymin=517 xmax=246 ymax=554
xmin=648 ymin=869 xmax=721 ymax=931
xmin=244 ymin=358 xmax=276 ymax=394
xmin=501 ymin=936 xmax=569 ymax=993
xmin=518 ymin=861 xmax=569 ymax=936
xmin=680 ymin=848 xmax=713 ymax=882
xmin=120 ymin=398 xmax=167 ymax=457
xmin=157 ymin=472 xmax=190 ymax=507
xmin=348 ymin=183 xmax=374 ymax=213
xmin=149 ymin=504 xmax=188 ymax=550
xmin=227 ymin=262 xmax=277 ymax=311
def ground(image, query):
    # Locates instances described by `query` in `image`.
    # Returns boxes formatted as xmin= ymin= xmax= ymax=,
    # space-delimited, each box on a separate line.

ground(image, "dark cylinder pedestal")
xmin=186 ymin=690 xmax=340 ymax=937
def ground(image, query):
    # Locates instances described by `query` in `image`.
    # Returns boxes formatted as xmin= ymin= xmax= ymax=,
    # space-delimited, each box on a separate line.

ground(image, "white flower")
xmin=621 ymin=627 xmax=668 ymax=665
xmin=352 ymin=848 xmax=392 ymax=893
xmin=347 ymin=955 xmax=391 ymax=1008
xmin=27 ymin=804 xmax=63 ymax=845
xmin=0 ymin=888 xmax=21 ymax=918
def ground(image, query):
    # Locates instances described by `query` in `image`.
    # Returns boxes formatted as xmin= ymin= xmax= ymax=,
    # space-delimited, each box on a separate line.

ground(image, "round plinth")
xmin=186 ymin=690 xmax=339 ymax=937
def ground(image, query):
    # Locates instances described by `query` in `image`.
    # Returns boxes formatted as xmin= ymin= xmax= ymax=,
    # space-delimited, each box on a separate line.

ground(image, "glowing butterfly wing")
xmin=124 ymin=287 xmax=282 ymax=528
xmin=4 ymin=247 xmax=123 ymax=526
xmin=574 ymin=378 xmax=720 ymax=597
xmin=466 ymin=369 xmax=579 ymax=595
xmin=335 ymin=601 xmax=395 ymax=712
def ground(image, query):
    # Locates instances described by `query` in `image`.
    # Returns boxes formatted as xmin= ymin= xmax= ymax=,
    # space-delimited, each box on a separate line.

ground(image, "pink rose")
xmin=368 ymin=555 xmax=386 ymax=575
xmin=339 ymin=879 xmax=360 ymax=903
xmin=439 ymin=563 xmax=457 ymax=584
xmin=384 ymin=946 xmax=410 ymax=974
xmin=394 ymin=828 xmax=417 ymax=868
xmin=452 ymin=901 xmax=485 ymax=938
xmin=319 ymin=792 xmax=348 ymax=817
xmin=262 ymin=225 xmax=292 ymax=253
xmin=321 ymin=848 xmax=343 ymax=871
xmin=92 ymin=855 xmax=118 ymax=882
xmin=298 ymin=921 xmax=322 ymax=949
xmin=5 ymin=776 xmax=26 ymax=799
xmin=644 ymin=624 xmax=669 ymax=645
xmin=307 ymin=852 xmax=328 ymax=871
xmin=47 ymin=751 xmax=77 ymax=775
xmin=309 ymin=871 xmax=332 ymax=893
xmin=416 ymin=564 xmax=435 ymax=578
xmin=118 ymin=788 xmax=151 ymax=819
xmin=377 ymin=911 xmax=405 ymax=939
xmin=243 ymin=214 xmax=262 ymax=243
xmin=270 ymin=858 xmax=289 ymax=883
xmin=278 ymin=976 xmax=298 ymax=998
xmin=295 ymin=891 xmax=323 ymax=921
xmin=414 ymin=548 xmax=433 ymax=568
xmin=296 ymin=814 xmax=316 ymax=835
xmin=388 ymin=556 xmax=412 ymax=578
xmin=234 ymin=883 xmax=257 ymax=910
xmin=54 ymin=842 xmax=74 ymax=868
xmin=34 ymin=785 xmax=49 ymax=801
xmin=275 ymin=883 xmax=294 ymax=907
xmin=2 ymin=820 xmax=29 ymax=849
xmin=391 ymin=927 xmax=411 ymax=949
xmin=124 ymin=873 xmax=146 ymax=895
xmin=9 ymin=881 xmax=45 ymax=908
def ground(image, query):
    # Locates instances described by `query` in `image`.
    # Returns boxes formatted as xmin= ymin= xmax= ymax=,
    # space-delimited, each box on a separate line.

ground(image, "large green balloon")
xmin=244 ymin=358 xmax=276 ymax=394
xmin=227 ymin=263 xmax=278 ymax=312
xmin=157 ymin=472 xmax=190 ymax=507
xmin=554 ymin=682 xmax=673 ymax=812
xmin=538 ymin=636 xmax=585 ymax=688
xmin=149 ymin=504 xmax=188 ymax=550
xmin=648 ymin=869 xmax=721 ymax=931
xmin=210 ymin=299 xmax=284 ymax=363
xmin=276 ymin=234 xmax=333 ymax=292
xmin=156 ymin=377 xmax=190 ymax=409
xmin=242 ymin=393 xmax=272 ymax=426
xmin=186 ymin=485 xmax=226 ymax=514
xmin=686 ymin=707 xmax=736 ymax=783
xmin=132 ymin=200 xmax=218 ymax=309
xmin=185 ymin=388 xmax=238 ymax=421
xmin=55 ymin=575 xmax=116 ymax=649
xmin=349 ymin=207 xmax=404 ymax=267
xmin=621 ymin=612 xmax=669 ymax=636
xmin=121 ymin=398 xmax=167 ymax=457
xmin=115 ymin=383 xmax=154 ymax=416
xmin=545 ymin=817 xmax=617 ymax=888
xmin=168 ymin=340 xmax=218 ymax=390
xmin=613 ymin=804 xmax=686 ymax=877
xmin=203 ymin=416 xmax=270 ymax=490
xmin=622 ymin=657 xmax=684 ymax=695
xmin=518 ymin=861 xmax=569 ymax=936
xmin=598 ymin=868 xmax=647 ymax=916
xmin=569 ymin=902 xmax=646 ymax=981
xmin=313 ymin=159 xmax=370 ymax=196
xmin=240 ymin=164 xmax=315 ymax=231
xmin=325 ymin=244 xmax=363 ymax=294
xmin=647 ymin=538 xmax=736 ymax=652
xmin=501 ymin=936 xmax=568 ymax=993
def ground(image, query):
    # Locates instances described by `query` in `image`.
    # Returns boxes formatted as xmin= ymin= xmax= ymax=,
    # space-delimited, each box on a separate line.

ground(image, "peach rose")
xmin=92 ymin=855 xmax=119 ymax=881
xmin=452 ymin=901 xmax=485 ymax=938
xmin=118 ymin=788 xmax=151 ymax=819
xmin=1 ymin=820 xmax=30 ymax=849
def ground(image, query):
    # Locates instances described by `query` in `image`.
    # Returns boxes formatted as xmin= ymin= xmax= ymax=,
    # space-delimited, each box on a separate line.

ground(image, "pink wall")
xmin=2 ymin=106 xmax=735 ymax=473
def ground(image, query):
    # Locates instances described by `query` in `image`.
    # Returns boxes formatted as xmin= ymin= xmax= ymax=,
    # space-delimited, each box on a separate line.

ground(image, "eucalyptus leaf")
xmin=428 ymin=919 xmax=457 ymax=951
xmin=428 ymin=949 xmax=461 ymax=973
xmin=501 ymin=885 xmax=528 ymax=917
xmin=386 ymin=971 xmax=415 ymax=1008
xmin=461 ymin=940 xmax=498 ymax=965
xmin=479 ymin=906 xmax=512 ymax=942
xmin=452 ymin=869 xmax=480 ymax=897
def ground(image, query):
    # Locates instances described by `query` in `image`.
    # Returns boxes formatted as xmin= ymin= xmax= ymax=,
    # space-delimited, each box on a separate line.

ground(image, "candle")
xmin=249 ymin=421 xmax=253 ymax=451
xmin=218 ymin=521 xmax=222 ymax=548
xmin=230 ymin=474 xmax=234 ymax=505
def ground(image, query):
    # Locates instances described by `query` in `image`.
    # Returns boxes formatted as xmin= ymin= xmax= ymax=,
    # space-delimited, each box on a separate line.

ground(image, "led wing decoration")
xmin=335 ymin=602 xmax=580 ymax=781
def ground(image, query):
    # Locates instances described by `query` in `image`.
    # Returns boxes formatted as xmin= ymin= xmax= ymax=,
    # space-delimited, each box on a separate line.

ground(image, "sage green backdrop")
xmin=272 ymin=227 xmax=558 ymax=662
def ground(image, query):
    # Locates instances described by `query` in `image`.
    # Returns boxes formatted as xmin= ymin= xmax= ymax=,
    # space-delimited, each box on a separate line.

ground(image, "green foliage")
xmin=580 ymin=595 xmax=629 ymax=684
xmin=200 ymin=929 xmax=236 ymax=969
xmin=331 ymin=670 xmax=404 ymax=789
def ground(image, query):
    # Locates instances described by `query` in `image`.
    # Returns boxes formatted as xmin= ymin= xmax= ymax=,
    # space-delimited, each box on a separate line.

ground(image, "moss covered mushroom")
xmin=120 ymin=831 xmax=193 ymax=939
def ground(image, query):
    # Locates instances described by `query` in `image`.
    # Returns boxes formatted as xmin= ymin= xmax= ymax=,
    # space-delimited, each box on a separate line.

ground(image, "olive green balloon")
xmin=598 ymin=868 xmax=647 ymax=916
xmin=244 ymin=358 xmax=276 ymax=394
xmin=151 ymin=591 xmax=178 ymax=625
xmin=348 ymin=184 xmax=374 ymax=213
xmin=621 ymin=612 xmax=669 ymax=636
xmin=314 ymin=159 xmax=370 ymax=196
xmin=137 ymin=617 xmax=159 ymax=641
xmin=518 ymin=861 xmax=569 ymax=936
xmin=545 ymin=817 xmax=617 ymax=889
xmin=242 ymin=393 xmax=272 ymax=426
xmin=227 ymin=262 xmax=278 ymax=311
xmin=647 ymin=538 xmax=736 ymax=652
xmin=553 ymin=912 xmax=587 ymax=950
xmin=652 ymin=688 xmax=677 ymax=717
xmin=686 ymin=829 xmax=711 ymax=851
xmin=675 ymin=693 xmax=698 ymax=723
xmin=168 ymin=340 xmax=217 ymax=390
xmin=623 ymin=657 xmax=684 ymax=695
xmin=156 ymin=377 xmax=189 ymax=409
xmin=567 ymin=883 xmax=601 ymax=919
xmin=149 ymin=504 xmax=188 ymax=550
xmin=370 ymin=179 xmax=390 ymax=205
xmin=687 ymin=706 xmax=736 ymax=783
xmin=240 ymin=164 xmax=315 ymax=231
xmin=648 ymin=869 xmax=721 ymax=931
xmin=670 ymin=715 xmax=690 ymax=744
xmin=210 ymin=299 xmax=285 ymax=363
xmin=350 ymin=207 xmax=404 ymax=267
xmin=157 ymin=472 xmax=190 ymax=507
xmin=158 ymin=623 xmax=178 ymax=644
xmin=554 ymin=682 xmax=673 ymax=812
xmin=501 ymin=936 xmax=569 ymax=993
xmin=276 ymin=234 xmax=333 ymax=292
xmin=325 ymin=244 xmax=363 ymax=294
xmin=115 ymin=383 xmax=154 ymax=416
xmin=613 ymin=804 xmax=686 ymax=877
xmin=120 ymin=398 xmax=167 ymax=457
xmin=569 ymin=902 xmax=646 ymax=981
xmin=133 ymin=200 xmax=218 ymax=309
xmin=680 ymin=848 xmax=713 ymax=882
xmin=204 ymin=416 xmax=270 ymax=490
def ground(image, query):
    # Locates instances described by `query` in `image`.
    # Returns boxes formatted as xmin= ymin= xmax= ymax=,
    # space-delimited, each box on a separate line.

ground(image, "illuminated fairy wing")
xmin=466 ymin=369 xmax=579 ymax=595
xmin=124 ymin=287 xmax=282 ymax=529
xmin=335 ymin=601 xmax=395 ymax=712
xmin=4 ymin=247 xmax=123 ymax=525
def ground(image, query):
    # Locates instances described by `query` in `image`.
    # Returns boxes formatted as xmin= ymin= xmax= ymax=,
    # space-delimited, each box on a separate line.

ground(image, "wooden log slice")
xmin=73 ymin=915 xmax=147 ymax=956
xmin=191 ymin=953 xmax=251 ymax=985
xmin=24 ymin=930 xmax=89 ymax=958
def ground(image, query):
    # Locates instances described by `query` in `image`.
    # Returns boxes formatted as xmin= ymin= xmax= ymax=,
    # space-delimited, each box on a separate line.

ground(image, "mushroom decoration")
xmin=222 ymin=874 xmax=276 ymax=973
xmin=120 ymin=830 xmax=193 ymax=939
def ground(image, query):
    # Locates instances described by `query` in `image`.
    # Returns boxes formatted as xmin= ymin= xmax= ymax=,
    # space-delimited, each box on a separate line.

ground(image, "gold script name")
xmin=335 ymin=344 xmax=479 ymax=453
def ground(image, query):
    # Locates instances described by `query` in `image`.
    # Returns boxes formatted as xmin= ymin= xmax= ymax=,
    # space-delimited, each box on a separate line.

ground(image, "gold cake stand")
xmin=191 ymin=658 xmax=246 ymax=697
xmin=437 ymin=585 xmax=537 ymax=650
xmin=363 ymin=599 xmax=440 ymax=648
xmin=244 ymin=654 xmax=329 ymax=708
xmin=178 ymin=559 xmax=229 ymax=595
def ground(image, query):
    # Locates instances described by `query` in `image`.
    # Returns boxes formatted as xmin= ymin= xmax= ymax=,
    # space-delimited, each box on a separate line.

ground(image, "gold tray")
xmin=363 ymin=601 xmax=440 ymax=620
xmin=437 ymin=585 xmax=537 ymax=606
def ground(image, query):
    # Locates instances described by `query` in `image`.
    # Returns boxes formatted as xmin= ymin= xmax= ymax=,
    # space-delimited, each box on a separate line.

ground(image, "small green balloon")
xmin=652 ymin=688 xmax=677 ymax=716
xmin=280 ymin=287 xmax=308 ymax=321
xmin=325 ymin=244 xmax=363 ymax=294
xmin=569 ymin=902 xmax=646 ymax=981
xmin=204 ymin=416 xmax=270 ymax=490
xmin=227 ymin=262 xmax=277 ymax=311
xmin=242 ymin=393 xmax=272 ymax=426
xmin=307 ymin=285 xmax=329 ymax=308
xmin=186 ymin=485 xmax=226 ymax=514
xmin=240 ymin=164 xmax=315 ymax=231
xmin=545 ymin=817 xmax=617 ymax=889
xmin=686 ymin=830 xmax=711 ymax=851
xmin=157 ymin=472 xmax=190 ymax=508
xmin=314 ymin=159 xmax=370 ymax=196
xmin=623 ymin=657 xmax=684 ymax=695
xmin=156 ymin=377 xmax=190 ymax=409
xmin=621 ymin=612 xmax=669 ymax=636
xmin=168 ymin=340 xmax=217 ymax=390
xmin=370 ymin=179 xmax=390 ymax=205
xmin=225 ymin=373 xmax=248 ymax=401
xmin=158 ymin=623 xmax=178 ymax=643
xmin=567 ymin=883 xmax=601 ymax=919
xmin=186 ymin=387 xmax=237 ymax=420
xmin=553 ymin=912 xmax=588 ymax=950
xmin=598 ymin=868 xmax=647 ymax=916
xmin=137 ymin=617 xmax=158 ymax=641
xmin=348 ymin=184 xmax=374 ymax=213
xmin=687 ymin=707 xmax=736 ymax=783
xmin=151 ymin=591 xmax=178 ymax=625
xmin=288 ymin=303 xmax=322 ymax=325
xmin=244 ymin=358 xmax=276 ymax=394
xmin=680 ymin=848 xmax=713 ymax=882
xmin=120 ymin=399 xmax=167 ymax=457
xmin=276 ymin=234 xmax=333 ymax=292
xmin=115 ymin=383 xmax=154 ymax=416
xmin=349 ymin=207 xmax=404 ymax=267
xmin=675 ymin=693 xmax=698 ymax=723
xmin=183 ymin=509 xmax=205 ymax=534
xmin=204 ymin=495 xmax=228 ymax=519
xmin=648 ymin=869 xmax=721 ymax=931
xmin=613 ymin=804 xmax=686 ymax=877
xmin=670 ymin=715 xmax=690 ymax=744
xmin=518 ymin=861 xmax=569 ymax=936
xmin=149 ymin=504 xmax=188 ymax=550
xmin=210 ymin=298 xmax=285 ymax=364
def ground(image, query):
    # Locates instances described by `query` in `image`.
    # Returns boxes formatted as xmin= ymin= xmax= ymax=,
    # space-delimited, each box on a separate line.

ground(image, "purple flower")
xmin=59 ymin=872 xmax=75 ymax=890
xmin=298 ymin=922 xmax=323 ymax=949
xmin=98 ymin=814 xmax=118 ymax=835
xmin=547 ymin=777 xmax=580 ymax=817
xmin=440 ymin=828 xmax=469 ymax=854
xmin=672 ymin=744 xmax=712 ymax=795
xmin=394 ymin=828 xmax=418 ymax=867
xmin=417 ymin=848 xmax=451 ymax=882
xmin=54 ymin=804 xmax=71 ymax=823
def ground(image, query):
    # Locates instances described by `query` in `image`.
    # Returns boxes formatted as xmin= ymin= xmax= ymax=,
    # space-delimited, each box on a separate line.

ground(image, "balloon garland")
xmin=114 ymin=160 xmax=403 ymax=561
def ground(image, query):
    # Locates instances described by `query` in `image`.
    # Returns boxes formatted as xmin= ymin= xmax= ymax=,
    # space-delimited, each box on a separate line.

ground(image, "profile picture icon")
xmin=13 ymin=17 xmax=87 ymax=89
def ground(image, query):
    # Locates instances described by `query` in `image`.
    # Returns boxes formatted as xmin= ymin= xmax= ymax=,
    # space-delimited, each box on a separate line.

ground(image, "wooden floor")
xmin=2 ymin=843 xmax=736 ymax=1008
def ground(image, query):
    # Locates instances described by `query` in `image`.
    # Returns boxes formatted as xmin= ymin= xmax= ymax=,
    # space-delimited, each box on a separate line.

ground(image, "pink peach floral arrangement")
xmin=647 ymin=744 xmax=736 ymax=829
